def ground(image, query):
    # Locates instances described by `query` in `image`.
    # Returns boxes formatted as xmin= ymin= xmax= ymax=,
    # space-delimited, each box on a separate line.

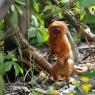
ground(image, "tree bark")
xmin=0 ymin=0 xmax=15 ymax=20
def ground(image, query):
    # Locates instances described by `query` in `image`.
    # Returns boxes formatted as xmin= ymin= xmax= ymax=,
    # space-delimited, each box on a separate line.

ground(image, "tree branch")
xmin=65 ymin=12 xmax=95 ymax=42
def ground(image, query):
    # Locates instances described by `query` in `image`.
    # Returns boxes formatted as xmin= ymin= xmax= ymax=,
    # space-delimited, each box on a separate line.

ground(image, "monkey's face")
xmin=48 ymin=21 xmax=67 ymax=38
xmin=49 ymin=26 xmax=61 ymax=34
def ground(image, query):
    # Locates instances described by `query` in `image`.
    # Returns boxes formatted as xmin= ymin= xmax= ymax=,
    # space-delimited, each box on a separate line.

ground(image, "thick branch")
xmin=66 ymin=30 xmax=80 ymax=64
xmin=65 ymin=12 xmax=95 ymax=42
xmin=23 ymin=48 xmax=52 ymax=74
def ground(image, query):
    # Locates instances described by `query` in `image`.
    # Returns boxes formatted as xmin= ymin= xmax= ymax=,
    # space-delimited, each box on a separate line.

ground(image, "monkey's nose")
xmin=54 ymin=26 xmax=61 ymax=33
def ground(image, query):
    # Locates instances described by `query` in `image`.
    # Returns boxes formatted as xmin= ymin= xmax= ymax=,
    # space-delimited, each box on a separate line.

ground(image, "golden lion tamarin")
xmin=48 ymin=21 xmax=74 ymax=81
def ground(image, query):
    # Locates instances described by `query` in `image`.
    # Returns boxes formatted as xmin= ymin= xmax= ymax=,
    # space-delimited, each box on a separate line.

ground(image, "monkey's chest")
xmin=51 ymin=41 xmax=64 ymax=54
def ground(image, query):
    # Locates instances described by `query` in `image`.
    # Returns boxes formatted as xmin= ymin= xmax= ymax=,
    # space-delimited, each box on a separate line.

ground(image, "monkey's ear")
xmin=63 ymin=23 xmax=69 ymax=34
xmin=44 ymin=17 xmax=54 ymax=28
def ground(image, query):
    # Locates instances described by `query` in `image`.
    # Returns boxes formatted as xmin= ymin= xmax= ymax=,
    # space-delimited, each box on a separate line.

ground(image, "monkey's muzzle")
xmin=53 ymin=26 xmax=61 ymax=34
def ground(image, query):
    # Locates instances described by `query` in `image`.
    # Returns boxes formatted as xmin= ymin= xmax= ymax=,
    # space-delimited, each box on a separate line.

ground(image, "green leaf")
xmin=15 ymin=0 xmax=25 ymax=5
xmin=13 ymin=62 xmax=20 ymax=76
xmin=10 ymin=5 xmax=18 ymax=27
xmin=4 ymin=62 xmax=13 ymax=72
xmin=83 ymin=15 xmax=95 ymax=24
xmin=36 ymin=15 xmax=44 ymax=26
xmin=36 ymin=32 xmax=43 ymax=44
xmin=39 ymin=27 xmax=48 ymax=42
xmin=15 ymin=5 xmax=23 ymax=15
xmin=52 ymin=5 xmax=61 ymax=17
xmin=80 ymin=72 xmax=95 ymax=78
xmin=31 ymin=15 xmax=39 ymax=27
xmin=0 ymin=52 xmax=4 ymax=64
xmin=43 ymin=5 xmax=52 ymax=12
xmin=17 ymin=65 xmax=23 ymax=74
xmin=6 ymin=51 xmax=16 ymax=60
xmin=33 ymin=2 xmax=39 ymax=12
xmin=0 ymin=20 xmax=5 ymax=30
xmin=80 ymin=10 xmax=86 ymax=20
xmin=0 ymin=52 xmax=4 ymax=75
xmin=13 ymin=62 xmax=23 ymax=76
xmin=79 ymin=0 xmax=95 ymax=8
xmin=27 ymin=28 xmax=37 ymax=39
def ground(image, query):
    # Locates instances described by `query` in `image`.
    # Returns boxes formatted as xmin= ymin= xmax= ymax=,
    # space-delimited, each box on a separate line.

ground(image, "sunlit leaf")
xmin=33 ymin=2 xmax=39 ymax=12
xmin=39 ymin=27 xmax=48 ymax=42
xmin=31 ymin=15 xmax=39 ymax=27
xmin=18 ymin=66 xmax=23 ymax=74
xmin=13 ymin=62 xmax=23 ymax=76
xmin=80 ymin=10 xmax=86 ymax=20
xmin=36 ymin=15 xmax=44 ymax=26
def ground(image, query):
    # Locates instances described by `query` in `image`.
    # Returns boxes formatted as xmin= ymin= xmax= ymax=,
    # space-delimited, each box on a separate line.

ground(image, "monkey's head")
xmin=48 ymin=21 xmax=67 ymax=38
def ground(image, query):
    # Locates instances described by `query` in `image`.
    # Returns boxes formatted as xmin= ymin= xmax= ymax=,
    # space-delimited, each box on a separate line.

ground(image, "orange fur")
xmin=48 ymin=21 xmax=74 ymax=81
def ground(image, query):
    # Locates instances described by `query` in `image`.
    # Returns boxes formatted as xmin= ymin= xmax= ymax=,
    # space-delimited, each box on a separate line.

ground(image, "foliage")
xmin=0 ymin=50 xmax=23 ymax=77
xmin=27 ymin=15 xmax=48 ymax=45
xmin=4 ymin=51 xmax=23 ymax=76
xmin=0 ymin=50 xmax=24 ymax=94
xmin=0 ymin=52 xmax=5 ymax=95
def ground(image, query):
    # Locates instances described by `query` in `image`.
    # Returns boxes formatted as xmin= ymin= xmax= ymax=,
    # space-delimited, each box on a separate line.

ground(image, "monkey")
xmin=48 ymin=21 xmax=74 ymax=81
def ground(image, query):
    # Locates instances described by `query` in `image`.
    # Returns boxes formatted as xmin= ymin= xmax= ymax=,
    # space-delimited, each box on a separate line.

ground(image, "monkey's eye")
xmin=53 ymin=26 xmax=61 ymax=33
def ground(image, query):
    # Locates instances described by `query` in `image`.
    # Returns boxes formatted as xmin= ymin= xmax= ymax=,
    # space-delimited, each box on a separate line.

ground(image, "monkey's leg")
xmin=51 ymin=64 xmax=59 ymax=80
xmin=64 ymin=59 xmax=74 ymax=81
